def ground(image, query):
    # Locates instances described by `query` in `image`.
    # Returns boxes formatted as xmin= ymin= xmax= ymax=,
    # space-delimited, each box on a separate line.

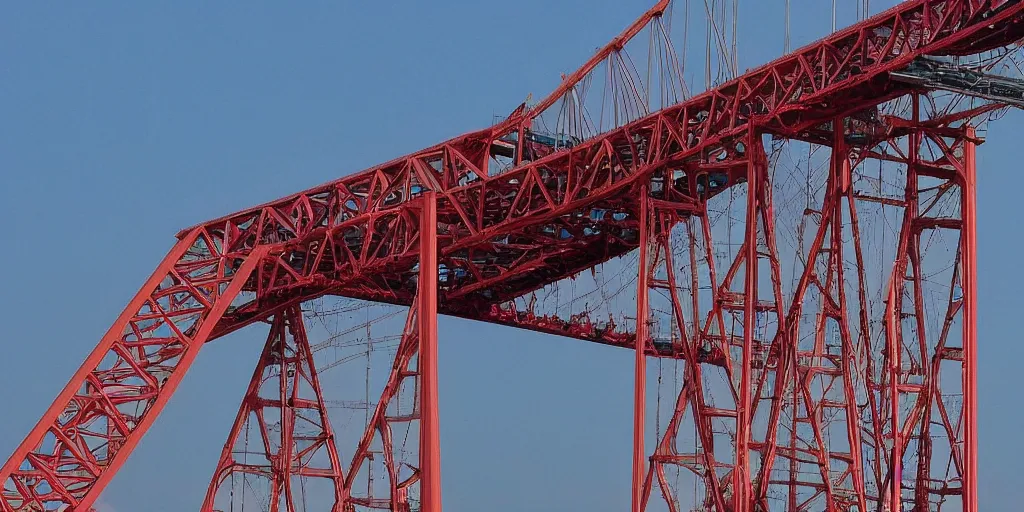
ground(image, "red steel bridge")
xmin=4 ymin=0 xmax=1024 ymax=511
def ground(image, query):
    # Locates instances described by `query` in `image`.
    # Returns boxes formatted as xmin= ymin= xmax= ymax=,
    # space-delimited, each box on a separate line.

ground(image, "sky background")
xmin=1 ymin=1 xmax=1022 ymax=510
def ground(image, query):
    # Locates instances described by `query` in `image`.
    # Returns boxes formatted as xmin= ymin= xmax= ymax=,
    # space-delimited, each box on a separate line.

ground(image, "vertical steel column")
xmin=962 ymin=126 xmax=978 ymax=512
xmin=276 ymin=315 xmax=296 ymax=509
xmin=889 ymin=96 xmax=921 ymax=512
xmin=632 ymin=188 xmax=650 ymax=512
xmin=419 ymin=191 xmax=442 ymax=512
xmin=884 ymin=198 xmax=906 ymax=512
xmin=735 ymin=129 xmax=759 ymax=512
xmin=833 ymin=121 xmax=869 ymax=512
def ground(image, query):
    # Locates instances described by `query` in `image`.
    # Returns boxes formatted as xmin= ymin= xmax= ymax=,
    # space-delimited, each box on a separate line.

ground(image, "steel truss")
xmin=2 ymin=0 xmax=1019 ymax=510
xmin=201 ymin=305 xmax=346 ymax=511
xmin=634 ymin=100 xmax=981 ymax=511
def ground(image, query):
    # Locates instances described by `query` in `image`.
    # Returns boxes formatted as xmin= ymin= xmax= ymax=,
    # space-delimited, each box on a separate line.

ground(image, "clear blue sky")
xmin=1 ymin=1 xmax=1021 ymax=510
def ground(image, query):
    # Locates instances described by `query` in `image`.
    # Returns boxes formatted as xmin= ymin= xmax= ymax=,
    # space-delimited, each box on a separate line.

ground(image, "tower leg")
xmin=869 ymin=103 xmax=979 ymax=511
xmin=419 ymin=192 xmax=442 ymax=512
xmin=962 ymin=126 xmax=978 ymax=512
xmin=343 ymin=192 xmax=441 ymax=512
xmin=632 ymin=190 xmax=650 ymax=512
xmin=641 ymin=130 xmax=787 ymax=512
xmin=201 ymin=306 xmax=346 ymax=511
xmin=734 ymin=129 xmax=761 ymax=512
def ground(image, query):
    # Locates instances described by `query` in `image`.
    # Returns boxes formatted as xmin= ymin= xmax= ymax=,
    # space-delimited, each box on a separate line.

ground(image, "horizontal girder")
xmin=191 ymin=0 xmax=1024 ymax=342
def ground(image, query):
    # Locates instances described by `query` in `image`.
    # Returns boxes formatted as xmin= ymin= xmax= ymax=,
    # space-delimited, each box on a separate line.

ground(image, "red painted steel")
xmin=1 ymin=0 xmax=1017 ymax=510
xmin=632 ymin=188 xmax=650 ymax=512
xmin=0 ymin=232 xmax=269 ymax=511
xmin=961 ymin=126 xmax=978 ymax=512
xmin=343 ymin=296 xmax=423 ymax=511
xmin=418 ymin=193 xmax=442 ymax=512
xmin=735 ymin=127 xmax=764 ymax=512
xmin=201 ymin=306 xmax=346 ymax=511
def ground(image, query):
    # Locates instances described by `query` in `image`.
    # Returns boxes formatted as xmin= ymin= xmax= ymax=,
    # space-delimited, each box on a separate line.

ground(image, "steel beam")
xmin=419 ymin=191 xmax=443 ymax=512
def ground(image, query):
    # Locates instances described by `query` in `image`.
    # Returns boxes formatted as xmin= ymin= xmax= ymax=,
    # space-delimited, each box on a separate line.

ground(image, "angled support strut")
xmin=0 ymin=231 xmax=267 ymax=511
